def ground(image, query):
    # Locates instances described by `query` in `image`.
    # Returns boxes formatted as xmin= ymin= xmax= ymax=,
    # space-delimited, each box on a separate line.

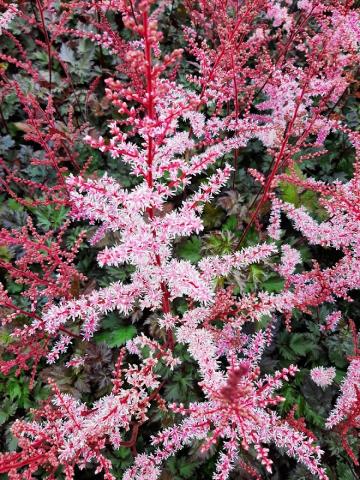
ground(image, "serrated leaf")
xmin=0 ymin=246 xmax=11 ymax=261
xmin=263 ymin=277 xmax=285 ymax=293
xmin=6 ymin=282 xmax=23 ymax=294
xmin=289 ymin=333 xmax=316 ymax=356
xmin=34 ymin=205 xmax=69 ymax=231
xmin=279 ymin=180 xmax=299 ymax=205
xmin=279 ymin=165 xmax=303 ymax=206
xmin=177 ymin=236 xmax=201 ymax=263
xmin=60 ymin=44 xmax=76 ymax=65
xmin=0 ymin=399 xmax=17 ymax=425
xmin=101 ymin=312 xmax=123 ymax=330
xmin=248 ymin=264 xmax=266 ymax=284
xmin=222 ymin=215 xmax=237 ymax=232
xmin=202 ymin=203 xmax=225 ymax=229
xmin=95 ymin=326 xmax=137 ymax=347
xmin=278 ymin=344 xmax=297 ymax=361
xmin=7 ymin=198 xmax=23 ymax=211
xmin=8 ymin=381 xmax=22 ymax=401
xmin=0 ymin=135 xmax=15 ymax=153
xmin=336 ymin=462 xmax=356 ymax=480
xmin=301 ymin=190 xmax=318 ymax=211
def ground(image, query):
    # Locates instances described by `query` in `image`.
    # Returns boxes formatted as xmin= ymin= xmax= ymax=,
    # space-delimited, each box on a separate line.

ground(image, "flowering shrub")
xmin=0 ymin=0 xmax=359 ymax=479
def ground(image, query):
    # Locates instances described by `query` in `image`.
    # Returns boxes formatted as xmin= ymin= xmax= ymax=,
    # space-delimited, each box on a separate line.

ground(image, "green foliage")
xmin=202 ymin=203 xmax=226 ymax=229
xmin=262 ymin=276 xmax=285 ymax=293
xmin=277 ymin=326 xmax=323 ymax=364
xmin=94 ymin=325 xmax=137 ymax=348
xmin=335 ymin=462 xmax=356 ymax=480
xmin=93 ymin=313 xmax=137 ymax=347
xmin=289 ymin=333 xmax=320 ymax=357
xmin=32 ymin=205 xmax=69 ymax=231
xmin=165 ymin=455 xmax=202 ymax=479
xmin=279 ymin=165 xmax=321 ymax=215
xmin=202 ymin=231 xmax=235 ymax=256
xmin=0 ymin=398 xmax=17 ymax=426
xmin=176 ymin=236 xmax=202 ymax=263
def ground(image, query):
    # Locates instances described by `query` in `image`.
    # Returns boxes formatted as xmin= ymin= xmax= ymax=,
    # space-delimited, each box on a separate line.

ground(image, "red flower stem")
xmin=236 ymin=80 xmax=308 ymax=247
xmin=142 ymin=10 xmax=172 ymax=320
xmin=35 ymin=0 xmax=52 ymax=92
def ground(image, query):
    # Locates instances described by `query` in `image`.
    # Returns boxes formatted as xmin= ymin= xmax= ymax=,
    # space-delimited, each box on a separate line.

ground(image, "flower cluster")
xmin=0 ymin=3 xmax=17 ymax=34
xmin=0 ymin=350 xmax=157 ymax=480
xmin=310 ymin=367 xmax=336 ymax=389
xmin=325 ymin=322 xmax=360 ymax=465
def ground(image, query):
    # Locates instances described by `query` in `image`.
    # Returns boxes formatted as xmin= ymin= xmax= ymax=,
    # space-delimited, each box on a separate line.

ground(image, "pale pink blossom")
xmin=276 ymin=245 xmax=301 ymax=279
xmin=0 ymin=4 xmax=18 ymax=34
xmin=321 ymin=311 xmax=342 ymax=332
xmin=326 ymin=359 xmax=360 ymax=429
xmin=310 ymin=367 xmax=336 ymax=389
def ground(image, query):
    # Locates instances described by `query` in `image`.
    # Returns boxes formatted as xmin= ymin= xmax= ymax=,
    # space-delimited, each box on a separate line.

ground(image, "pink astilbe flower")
xmin=0 ymin=346 xmax=162 ymax=479
xmin=0 ymin=218 xmax=85 ymax=307
xmin=310 ymin=367 xmax=336 ymax=389
xmin=125 ymin=337 xmax=328 ymax=479
xmin=325 ymin=321 xmax=360 ymax=465
xmin=326 ymin=358 xmax=360 ymax=429
xmin=0 ymin=3 xmax=17 ymax=34
xmin=321 ymin=311 xmax=342 ymax=332
xmin=0 ymin=384 xmax=128 ymax=479
xmin=266 ymin=134 xmax=360 ymax=325
xmin=38 ymin=0 xmax=282 ymax=351
xmin=276 ymin=244 xmax=301 ymax=280
xmin=325 ymin=358 xmax=360 ymax=466
xmin=0 ymin=220 xmax=85 ymax=380
xmin=266 ymin=1 xmax=292 ymax=30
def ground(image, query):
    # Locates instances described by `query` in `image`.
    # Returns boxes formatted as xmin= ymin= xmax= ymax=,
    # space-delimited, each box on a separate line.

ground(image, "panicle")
xmin=310 ymin=367 xmax=336 ymax=389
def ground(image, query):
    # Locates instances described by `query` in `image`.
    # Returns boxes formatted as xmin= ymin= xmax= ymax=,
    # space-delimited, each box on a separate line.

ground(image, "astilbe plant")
xmin=0 ymin=0 xmax=360 ymax=479
xmin=0 ymin=218 xmax=85 ymax=384
xmin=324 ymin=320 xmax=360 ymax=467
xmin=0 ymin=0 xmax=90 ymax=379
